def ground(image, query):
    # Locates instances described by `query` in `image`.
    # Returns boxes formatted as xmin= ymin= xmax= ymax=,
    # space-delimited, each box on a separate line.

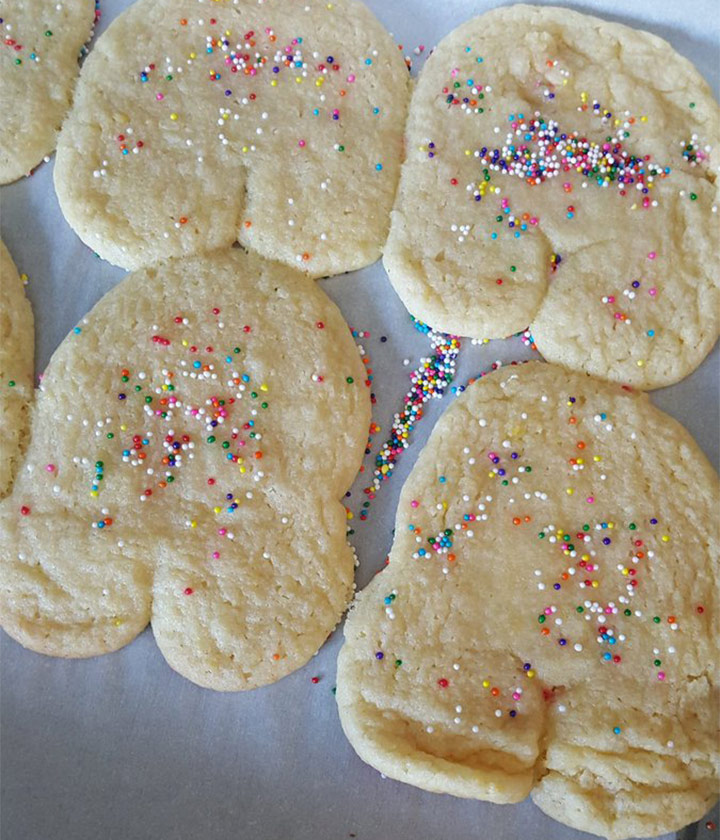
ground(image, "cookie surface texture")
xmin=336 ymin=361 xmax=719 ymax=840
xmin=384 ymin=4 xmax=720 ymax=389
xmin=0 ymin=240 xmax=34 ymax=496
xmin=54 ymin=0 xmax=410 ymax=275
xmin=0 ymin=248 xmax=370 ymax=691
xmin=0 ymin=0 xmax=96 ymax=183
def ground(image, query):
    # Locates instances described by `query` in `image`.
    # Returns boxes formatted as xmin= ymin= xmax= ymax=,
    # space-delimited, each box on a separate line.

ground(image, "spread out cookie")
xmin=54 ymin=0 xmax=410 ymax=275
xmin=337 ymin=362 xmax=719 ymax=840
xmin=0 ymin=240 xmax=34 ymax=496
xmin=0 ymin=0 xmax=96 ymax=183
xmin=384 ymin=5 xmax=720 ymax=389
xmin=0 ymin=249 xmax=370 ymax=690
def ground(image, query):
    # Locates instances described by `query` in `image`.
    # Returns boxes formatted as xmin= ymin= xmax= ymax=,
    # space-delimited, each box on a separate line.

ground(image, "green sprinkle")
xmin=538 ymin=615 xmax=546 ymax=623
xmin=653 ymin=616 xmax=661 ymax=624
xmin=394 ymin=659 xmax=402 ymax=667
xmin=690 ymin=193 xmax=697 ymax=201
xmin=346 ymin=377 xmax=354 ymax=384
xmin=207 ymin=435 xmax=216 ymax=443
xmin=629 ymin=523 xmax=636 ymax=530
xmin=8 ymin=380 xmax=15 ymax=387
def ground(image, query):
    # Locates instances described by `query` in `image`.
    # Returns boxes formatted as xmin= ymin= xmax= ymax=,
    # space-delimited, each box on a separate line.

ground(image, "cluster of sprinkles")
xmin=356 ymin=318 xmax=460 ymax=521
xmin=472 ymin=99 xmax=671 ymax=232
xmin=364 ymin=382 xmax=707 ymax=740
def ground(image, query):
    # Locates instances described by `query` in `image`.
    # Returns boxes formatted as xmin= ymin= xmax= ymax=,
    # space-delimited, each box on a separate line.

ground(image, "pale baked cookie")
xmin=384 ymin=5 xmax=720 ymax=389
xmin=54 ymin=0 xmax=410 ymax=276
xmin=0 ymin=249 xmax=370 ymax=690
xmin=0 ymin=0 xmax=96 ymax=183
xmin=0 ymin=240 xmax=34 ymax=496
xmin=337 ymin=362 xmax=719 ymax=840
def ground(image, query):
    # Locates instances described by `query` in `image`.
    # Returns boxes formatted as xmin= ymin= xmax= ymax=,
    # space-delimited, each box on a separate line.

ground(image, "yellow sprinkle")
xmin=482 ymin=680 xmax=490 ymax=688
xmin=271 ymin=80 xmax=278 ymax=87
xmin=90 ymin=490 xmax=98 ymax=497
xmin=260 ymin=383 xmax=268 ymax=392
xmin=120 ymin=424 xmax=127 ymax=431
xmin=213 ymin=506 xmax=221 ymax=514
xmin=594 ymin=455 xmax=601 ymax=462
xmin=592 ymin=580 xmax=600 ymax=588
xmin=622 ymin=568 xmax=629 ymax=576
xmin=114 ymin=619 xmax=123 ymax=627
xmin=661 ymin=535 xmax=670 ymax=542
xmin=566 ymin=488 xmax=574 ymax=495
xmin=346 ymin=509 xmax=353 ymax=520
xmin=170 ymin=113 xmax=178 ymax=121
xmin=189 ymin=52 xmax=196 ymax=59
xmin=526 ymin=670 xmax=535 ymax=679
xmin=190 ymin=521 xmax=197 ymax=528
xmin=182 ymin=339 xmax=189 ymax=347
xmin=637 ymin=359 xmax=645 ymax=367
xmin=464 ymin=149 xmax=471 ymax=156
xmin=239 ymin=466 xmax=246 ymax=474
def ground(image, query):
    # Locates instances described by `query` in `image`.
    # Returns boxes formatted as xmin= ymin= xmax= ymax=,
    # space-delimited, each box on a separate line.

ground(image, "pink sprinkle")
xmin=347 ymin=74 xmax=356 ymax=83
xmin=156 ymin=93 xmax=164 ymax=101
xmin=46 ymin=464 xmax=55 ymax=472
xmin=647 ymin=251 xmax=656 ymax=260
xmin=410 ymin=500 xmax=419 ymax=508
xmin=657 ymin=671 xmax=666 ymax=681
xmin=298 ymin=139 xmax=306 ymax=147
xmin=607 ymin=295 xmax=615 ymax=303
xmin=648 ymin=287 xmax=657 ymax=297
xmin=218 ymin=528 xmax=227 ymax=536
xmin=586 ymin=496 xmax=594 ymax=503
xmin=212 ymin=551 xmax=220 ymax=559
